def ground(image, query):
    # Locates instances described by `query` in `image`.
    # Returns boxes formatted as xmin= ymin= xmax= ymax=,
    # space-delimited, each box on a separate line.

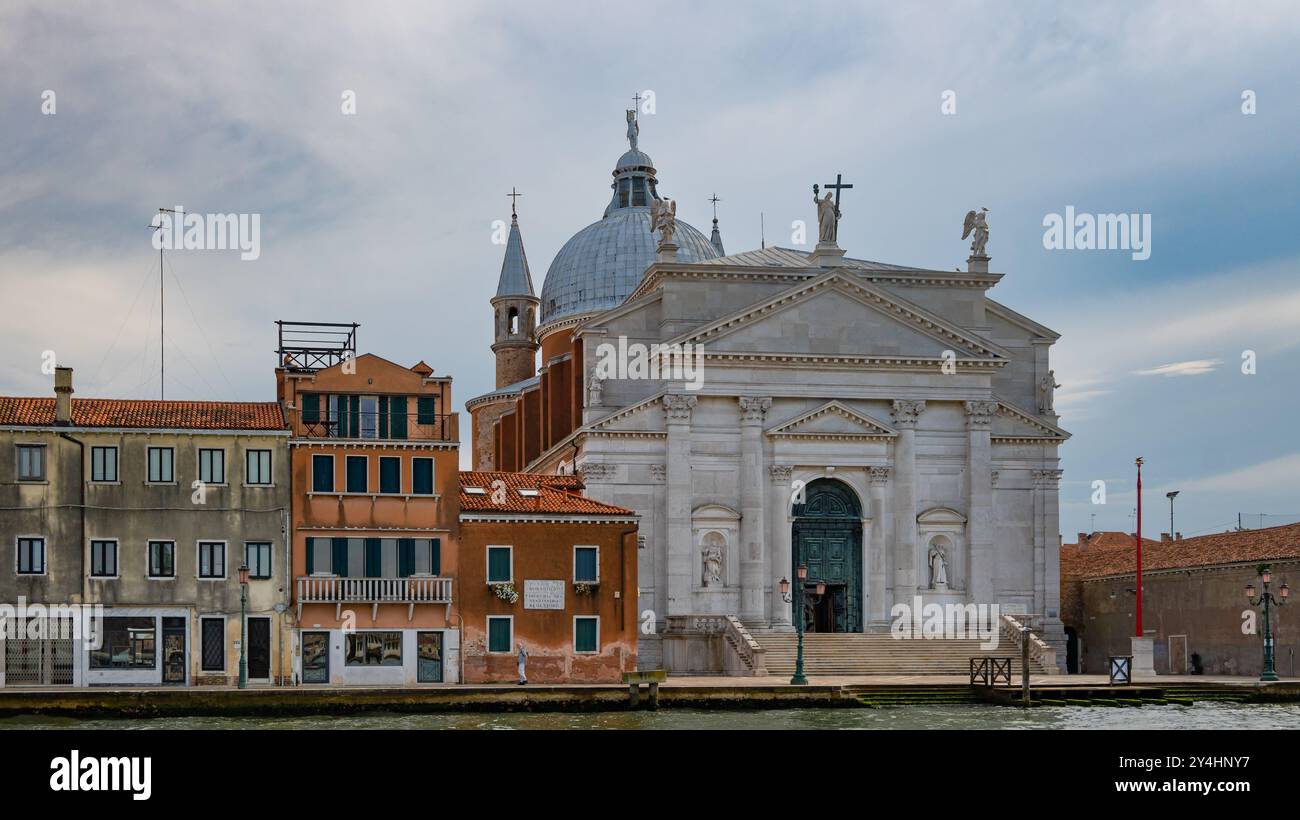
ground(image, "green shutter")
xmin=390 ymin=397 xmax=408 ymax=439
xmin=349 ymin=395 xmax=360 ymax=438
xmin=332 ymin=537 xmax=348 ymax=577
xmin=306 ymin=537 xmax=314 ymax=574
xmin=379 ymin=396 xmax=389 ymax=439
xmin=417 ymin=396 xmax=436 ymax=425
xmin=398 ymin=538 xmax=415 ymax=577
xmin=412 ymin=458 xmax=433 ymax=494
xmin=365 ymin=538 xmax=382 ymax=578
xmin=488 ymin=547 xmax=510 ymax=583
xmin=431 ymin=538 xmax=441 ymax=576
xmin=302 ymin=393 xmax=320 ymax=424
xmin=576 ymin=618 xmax=597 ymax=652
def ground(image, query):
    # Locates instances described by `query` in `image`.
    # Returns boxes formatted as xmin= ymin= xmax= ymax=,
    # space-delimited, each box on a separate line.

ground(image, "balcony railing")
xmin=296 ymin=575 xmax=452 ymax=621
xmin=298 ymin=412 xmax=454 ymax=441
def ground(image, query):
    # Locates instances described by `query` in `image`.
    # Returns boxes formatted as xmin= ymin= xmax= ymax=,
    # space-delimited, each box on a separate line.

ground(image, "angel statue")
xmin=649 ymin=197 xmax=677 ymax=247
xmin=962 ymin=207 xmax=990 ymax=257
xmin=626 ymin=109 xmax=639 ymax=151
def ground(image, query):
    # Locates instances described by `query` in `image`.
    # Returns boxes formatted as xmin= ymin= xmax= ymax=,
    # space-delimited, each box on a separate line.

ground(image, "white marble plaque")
xmin=524 ymin=580 xmax=565 ymax=610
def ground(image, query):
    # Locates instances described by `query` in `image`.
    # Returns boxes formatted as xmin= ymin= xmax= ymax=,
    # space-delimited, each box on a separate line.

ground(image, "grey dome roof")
xmin=539 ymin=114 xmax=721 ymax=325
xmin=540 ymin=209 xmax=718 ymax=324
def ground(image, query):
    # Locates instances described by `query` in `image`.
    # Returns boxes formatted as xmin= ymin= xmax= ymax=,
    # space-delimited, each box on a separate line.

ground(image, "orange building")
xmin=275 ymin=323 xmax=461 ymax=685
xmin=457 ymin=471 xmax=638 ymax=683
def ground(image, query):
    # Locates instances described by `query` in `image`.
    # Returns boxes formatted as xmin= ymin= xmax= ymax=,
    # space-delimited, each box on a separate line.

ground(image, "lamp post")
xmin=238 ymin=563 xmax=249 ymax=689
xmin=1166 ymin=490 xmax=1179 ymax=540
xmin=779 ymin=565 xmax=809 ymax=685
xmin=1246 ymin=565 xmax=1289 ymax=682
xmin=1134 ymin=458 xmax=1144 ymax=637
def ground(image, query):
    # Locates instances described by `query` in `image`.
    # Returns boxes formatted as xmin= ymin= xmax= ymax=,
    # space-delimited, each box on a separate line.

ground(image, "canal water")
xmin=2 ymin=701 xmax=1296 ymax=730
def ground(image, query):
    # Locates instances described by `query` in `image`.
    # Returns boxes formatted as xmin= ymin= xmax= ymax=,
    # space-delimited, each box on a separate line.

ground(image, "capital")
xmin=964 ymin=400 xmax=999 ymax=429
xmin=768 ymin=464 xmax=794 ymax=484
xmin=869 ymin=466 xmax=891 ymax=485
xmin=738 ymin=396 xmax=772 ymax=424
xmin=891 ymin=399 xmax=926 ymax=428
xmin=662 ymin=393 xmax=698 ymax=424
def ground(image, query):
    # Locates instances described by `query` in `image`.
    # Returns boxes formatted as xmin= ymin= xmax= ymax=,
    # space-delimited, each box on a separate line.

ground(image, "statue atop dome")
xmin=650 ymin=197 xmax=678 ymax=254
xmin=626 ymin=109 xmax=639 ymax=152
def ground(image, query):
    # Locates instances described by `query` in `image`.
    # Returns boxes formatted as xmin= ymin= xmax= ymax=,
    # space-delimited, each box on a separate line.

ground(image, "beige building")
xmin=0 ymin=368 xmax=292 ymax=686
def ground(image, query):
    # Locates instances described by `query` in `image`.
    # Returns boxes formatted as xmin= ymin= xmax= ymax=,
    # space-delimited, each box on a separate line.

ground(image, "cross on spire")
xmin=508 ymin=186 xmax=522 ymax=218
xmin=822 ymin=173 xmax=853 ymax=210
xmin=709 ymin=193 xmax=721 ymax=221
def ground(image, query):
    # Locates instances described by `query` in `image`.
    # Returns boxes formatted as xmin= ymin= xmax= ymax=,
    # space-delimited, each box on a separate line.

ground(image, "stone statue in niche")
xmin=928 ymin=541 xmax=950 ymax=590
xmin=587 ymin=370 xmax=604 ymax=407
xmin=702 ymin=543 xmax=723 ymax=587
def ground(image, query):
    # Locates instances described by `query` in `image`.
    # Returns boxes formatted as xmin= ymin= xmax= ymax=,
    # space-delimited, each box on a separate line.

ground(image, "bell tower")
xmin=491 ymin=190 xmax=539 ymax=388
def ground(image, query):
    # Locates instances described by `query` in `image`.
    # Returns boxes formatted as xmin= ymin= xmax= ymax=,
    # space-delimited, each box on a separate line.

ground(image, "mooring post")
xmin=648 ymin=682 xmax=660 ymax=710
xmin=1021 ymin=625 xmax=1031 ymax=707
xmin=628 ymin=683 xmax=640 ymax=709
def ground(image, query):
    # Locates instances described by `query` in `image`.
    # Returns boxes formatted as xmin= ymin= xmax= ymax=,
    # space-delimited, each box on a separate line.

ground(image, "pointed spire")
xmin=496 ymin=189 xmax=535 ymax=298
xmin=709 ymin=193 xmax=725 ymax=256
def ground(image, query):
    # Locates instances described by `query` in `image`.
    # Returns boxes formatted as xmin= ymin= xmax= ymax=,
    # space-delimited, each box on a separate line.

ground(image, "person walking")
xmin=517 ymin=642 xmax=528 ymax=685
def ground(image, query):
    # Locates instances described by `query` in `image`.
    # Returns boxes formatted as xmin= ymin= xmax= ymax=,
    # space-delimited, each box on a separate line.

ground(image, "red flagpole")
xmin=1135 ymin=457 xmax=1144 ymax=638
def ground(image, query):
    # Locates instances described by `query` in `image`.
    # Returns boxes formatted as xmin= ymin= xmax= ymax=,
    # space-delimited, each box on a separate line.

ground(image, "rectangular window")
xmin=329 ymin=395 xmax=344 ymax=438
xmin=245 ymin=449 xmax=272 ymax=485
xmin=147 ymin=447 xmax=174 ymax=483
xmin=487 ymin=616 xmax=513 ymax=653
xmin=149 ymin=540 xmax=175 ymax=578
xmin=417 ymin=396 xmax=437 ymax=425
xmin=17 ymin=537 xmax=45 ymax=575
xmin=360 ymin=396 xmax=379 ymax=439
xmin=379 ymin=456 xmax=401 ymax=494
xmin=198 ymin=448 xmax=225 ymax=484
xmin=17 ymin=444 xmax=46 ymax=481
xmin=312 ymin=454 xmax=334 ymax=492
xmin=198 ymin=541 xmax=225 ymax=579
xmin=412 ymin=458 xmax=434 ymax=495
xmin=306 ymin=538 xmax=333 ymax=576
xmin=413 ymin=538 xmax=440 ymax=575
xmin=574 ymin=616 xmax=599 ymax=653
xmin=90 ymin=539 xmax=118 ymax=577
xmin=574 ymin=546 xmax=599 ymax=583
xmin=90 ymin=616 xmax=157 ymax=669
xmin=345 ymin=631 xmax=402 ymax=666
xmin=90 ymin=446 xmax=118 ymax=482
xmin=246 ymin=542 xmax=272 ymax=579
xmin=200 ymin=618 xmax=225 ymax=672
xmin=345 ymin=456 xmax=368 ymax=493
xmin=487 ymin=546 xmax=512 ymax=584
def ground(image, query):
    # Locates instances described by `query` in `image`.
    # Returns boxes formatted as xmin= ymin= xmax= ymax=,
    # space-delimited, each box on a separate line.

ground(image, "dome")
xmin=539 ymin=113 xmax=721 ymax=326
xmin=540 ymin=209 xmax=719 ymax=324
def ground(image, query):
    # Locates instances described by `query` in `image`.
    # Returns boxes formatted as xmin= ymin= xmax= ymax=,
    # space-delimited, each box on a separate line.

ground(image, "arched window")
xmin=508 ymin=307 xmax=519 ymax=335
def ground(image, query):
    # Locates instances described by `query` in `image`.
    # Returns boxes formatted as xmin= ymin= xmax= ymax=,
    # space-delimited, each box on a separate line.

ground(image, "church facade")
xmin=466 ymin=113 xmax=1068 ymax=670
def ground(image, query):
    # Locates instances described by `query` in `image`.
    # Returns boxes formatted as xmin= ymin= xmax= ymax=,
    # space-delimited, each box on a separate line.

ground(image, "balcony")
xmin=298 ymin=412 xmax=455 ymax=442
xmin=296 ymin=575 xmax=452 ymax=621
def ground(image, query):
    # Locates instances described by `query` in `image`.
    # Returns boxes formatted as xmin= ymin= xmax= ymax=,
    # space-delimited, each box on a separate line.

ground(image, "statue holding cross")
xmin=813 ymin=174 xmax=852 ymax=246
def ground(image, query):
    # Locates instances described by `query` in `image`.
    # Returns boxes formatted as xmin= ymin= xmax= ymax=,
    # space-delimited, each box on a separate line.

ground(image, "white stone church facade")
xmin=470 ymin=114 xmax=1068 ymax=671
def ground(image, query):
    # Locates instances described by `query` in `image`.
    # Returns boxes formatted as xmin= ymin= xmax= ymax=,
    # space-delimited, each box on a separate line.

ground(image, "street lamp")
xmin=779 ymin=563 xmax=810 ymax=685
xmin=1166 ymin=490 xmax=1179 ymax=540
xmin=1245 ymin=565 xmax=1289 ymax=682
xmin=238 ymin=563 xmax=250 ymax=690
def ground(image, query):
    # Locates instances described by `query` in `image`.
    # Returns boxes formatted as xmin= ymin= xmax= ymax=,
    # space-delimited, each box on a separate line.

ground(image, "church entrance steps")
xmin=745 ymin=630 xmax=1052 ymax=677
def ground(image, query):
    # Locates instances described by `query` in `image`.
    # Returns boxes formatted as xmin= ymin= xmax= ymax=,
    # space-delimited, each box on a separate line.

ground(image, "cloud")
xmin=1133 ymin=359 xmax=1222 ymax=377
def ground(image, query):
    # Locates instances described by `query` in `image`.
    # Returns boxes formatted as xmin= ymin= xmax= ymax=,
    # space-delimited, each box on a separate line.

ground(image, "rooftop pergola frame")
xmin=276 ymin=320 xmax=359 ymax=372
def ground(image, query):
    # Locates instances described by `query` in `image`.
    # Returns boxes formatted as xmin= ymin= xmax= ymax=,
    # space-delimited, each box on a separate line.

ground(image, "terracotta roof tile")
xmin=0 ymin=397 xmax=285 ymax=431
xmin=458 ymin=470 xmax=636 ymax=517
xmin=1061 ymin=523 xmax=1300 ymax=580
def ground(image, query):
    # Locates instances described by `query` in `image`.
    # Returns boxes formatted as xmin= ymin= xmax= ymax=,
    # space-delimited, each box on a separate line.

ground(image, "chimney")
xmin=54 ymin=367 xmax=74 ymax=425
xmin=1175 ymin=532 xmax=1182 ymax=541
xmin=1077 ymin=532 xmax=1089 ymax=549
xmin=1160 ymin=532 xmax=1171 ymax=543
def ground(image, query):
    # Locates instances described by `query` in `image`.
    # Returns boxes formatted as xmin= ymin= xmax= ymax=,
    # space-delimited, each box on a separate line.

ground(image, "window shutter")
xmin=365 ymin=538 xmax=382 ymax=578
xmin=417 ymin=396 xmax=436 ymax=425
xmin=431 ymin=538 xmax=441 ymax=576
xmin=399 ymin=538 xmax=415 ymax=577
xmin=349 ymin=395 xmax=360 ymax=438
xmin=306 ymin=537 xmax=314 ymax=574
xmin=390 ymin=397 xmax=408 ymax=439
xmin=302 ymin=393 xmax=320 ymax=424
xmin=379 ymin=396 xmax=389 ymax=439
xmin=332 ymin=537 xmax=349 ymax=577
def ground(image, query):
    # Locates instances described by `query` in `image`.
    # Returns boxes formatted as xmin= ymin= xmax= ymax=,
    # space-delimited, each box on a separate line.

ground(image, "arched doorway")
xmin=792 ymin=478 xmax=864 ymax=633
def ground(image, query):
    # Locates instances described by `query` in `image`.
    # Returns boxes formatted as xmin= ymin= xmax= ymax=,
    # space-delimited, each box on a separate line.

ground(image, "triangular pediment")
xmin=766 ymin=401 xmax=897 ymax=440
xmin=992 ymin=399 xmax=1070 ymax=441
xmin=667 ymin=271 xmax=1009 ymax=362
xmin=586 ymin=391 xmax=667 ymax=433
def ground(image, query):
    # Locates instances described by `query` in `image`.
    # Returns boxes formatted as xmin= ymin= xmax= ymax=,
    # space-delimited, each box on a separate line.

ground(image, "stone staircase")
xmin=750 ymin=630 xmax=1052 ymax=677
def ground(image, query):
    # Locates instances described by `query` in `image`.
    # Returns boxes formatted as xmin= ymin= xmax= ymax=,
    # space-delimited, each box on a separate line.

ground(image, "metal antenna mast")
xmin=149 ymin=208 xmax=179 ymax=399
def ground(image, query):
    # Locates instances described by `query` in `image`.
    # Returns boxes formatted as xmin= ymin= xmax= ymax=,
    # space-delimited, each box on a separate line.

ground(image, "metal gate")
xmin=3 ymin=618 xmax=74 ymax=685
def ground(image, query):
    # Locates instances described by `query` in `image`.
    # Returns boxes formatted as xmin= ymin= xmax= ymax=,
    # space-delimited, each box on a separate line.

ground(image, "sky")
xmin=2 ymin=1 xmax=1298 ymax=542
